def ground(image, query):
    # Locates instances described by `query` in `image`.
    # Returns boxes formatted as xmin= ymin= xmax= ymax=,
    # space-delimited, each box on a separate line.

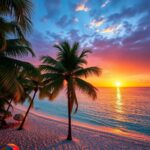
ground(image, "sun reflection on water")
xmin=116 ymin=87 xmax=122 ymax=113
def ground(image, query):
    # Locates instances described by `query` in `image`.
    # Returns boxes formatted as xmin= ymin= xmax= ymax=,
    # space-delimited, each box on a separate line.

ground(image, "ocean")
xmin=24 ymin=87 xmax=150 ymax=136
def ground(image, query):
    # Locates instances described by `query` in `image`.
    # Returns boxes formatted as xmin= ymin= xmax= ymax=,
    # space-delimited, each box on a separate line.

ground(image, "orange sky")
xmin=85 ymin=54 xmax=150 ymax=87
xmin=26 ymin=0 xmax=150 ymax=88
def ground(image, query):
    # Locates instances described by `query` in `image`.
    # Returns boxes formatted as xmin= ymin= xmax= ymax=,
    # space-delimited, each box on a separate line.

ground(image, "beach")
xmin=0 ymin=108 xmax=150 ymax=150
xmin=1 ymin=0 xmax=150 ymax=149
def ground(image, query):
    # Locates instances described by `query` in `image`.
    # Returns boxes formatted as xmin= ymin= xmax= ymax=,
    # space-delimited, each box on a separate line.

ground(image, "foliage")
xmin=0 ymin=0 xmax=34 ymax=116
xmin=40 ymin=41 xmax=101 ymax=113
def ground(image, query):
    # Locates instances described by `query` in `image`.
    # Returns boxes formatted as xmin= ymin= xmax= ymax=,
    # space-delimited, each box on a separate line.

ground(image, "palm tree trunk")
xmin=17 ymin=89 xmax=37 ymax=130
xmin=67 ymin=91 xmax=72 ymax=140
xmin=1 ymin=98 xmax=13 ymax=124
xmin=6 ymin=98 xmax=13 ymax=112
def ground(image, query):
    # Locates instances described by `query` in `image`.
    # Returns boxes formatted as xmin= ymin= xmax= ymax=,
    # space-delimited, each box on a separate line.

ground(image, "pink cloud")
xmin=75 ymin=4 xmax=90 ymax=12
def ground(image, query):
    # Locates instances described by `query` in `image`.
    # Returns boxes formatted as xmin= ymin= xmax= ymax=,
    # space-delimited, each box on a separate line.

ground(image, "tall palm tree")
xmin=0 ymin=0 xmax=35 ymax=111
xmin=40 ymin=41 xmax=101 ymax=140
xmin=18 ymin=70 xmax=51 ymax=130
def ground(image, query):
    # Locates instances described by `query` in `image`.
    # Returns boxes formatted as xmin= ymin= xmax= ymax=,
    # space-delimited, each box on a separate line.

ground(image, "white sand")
xmin=0 ymin=107 xmax=150 ymax=150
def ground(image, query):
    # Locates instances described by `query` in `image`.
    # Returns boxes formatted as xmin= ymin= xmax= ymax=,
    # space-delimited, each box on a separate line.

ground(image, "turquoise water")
xmin=25 ymin=87 xmax=150 ymax=136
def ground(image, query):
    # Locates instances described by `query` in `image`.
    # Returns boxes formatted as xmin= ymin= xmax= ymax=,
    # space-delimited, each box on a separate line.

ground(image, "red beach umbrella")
xmin=0 ymin=144 xmax=19 ymax=150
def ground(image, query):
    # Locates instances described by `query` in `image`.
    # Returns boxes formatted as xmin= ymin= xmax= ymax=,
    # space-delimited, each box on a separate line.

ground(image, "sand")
xmin=0 ymin=107 xmax=150 ymax=150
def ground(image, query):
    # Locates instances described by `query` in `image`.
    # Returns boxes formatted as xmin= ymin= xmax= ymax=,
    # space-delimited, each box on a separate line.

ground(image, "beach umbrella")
xmin=0 ymin=144 xmax=19 ymax=150
xmin=13 ymin=114 xmax=24 ymax=122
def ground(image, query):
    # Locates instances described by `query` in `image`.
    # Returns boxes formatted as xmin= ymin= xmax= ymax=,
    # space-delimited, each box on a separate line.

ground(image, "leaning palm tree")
xmin=40 ymin=41 xmax=101 ymax=140
xmin=18 ymin=70 xmax=51 ymax=130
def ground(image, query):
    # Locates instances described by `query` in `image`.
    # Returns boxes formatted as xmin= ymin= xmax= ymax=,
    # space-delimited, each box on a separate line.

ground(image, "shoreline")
xmin=16 ymin=105 xmax=150 ymax=142
xmin=0 ymin=105 xmax=150 ymax=149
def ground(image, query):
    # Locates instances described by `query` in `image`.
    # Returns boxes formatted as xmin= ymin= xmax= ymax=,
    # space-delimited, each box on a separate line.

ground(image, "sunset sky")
xmin=26 ymin=0 xmax=150 ymax=87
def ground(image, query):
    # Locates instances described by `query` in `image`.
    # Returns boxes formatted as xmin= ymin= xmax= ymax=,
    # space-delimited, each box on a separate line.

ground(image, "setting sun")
xmin=115 ymin=81 xmax=121 ymax=87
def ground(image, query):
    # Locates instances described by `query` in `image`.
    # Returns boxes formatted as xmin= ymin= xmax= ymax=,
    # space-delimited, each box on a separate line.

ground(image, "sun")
xmin=115 ymin=81 xmax=121 ymax=87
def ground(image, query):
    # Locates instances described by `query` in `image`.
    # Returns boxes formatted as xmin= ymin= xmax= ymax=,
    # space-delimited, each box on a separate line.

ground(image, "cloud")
xmin=29 ymin=30 xmax=53 ymax=56
xmin=102 ymin=24 xmax=123 ymax=33
xmin=101 ymin=0 xmax=111 ymax=8
xmin=46 ymin=31 xmax=62 ymax=41
xmin=89 ymin=19 xmax=105 ymax=28
xmin=84 ymin=11 xmax=150 ymax=80
xmin=23 ymin=30 xmax=57 ymax=66
xmin=75 ymin=4 xmax=90 ymax=12
xmin=74 ymin=17 xmax=79 ymax=23
xmin=41 ymin=0 xmax=61 ymax=21
xmin=67 ymin=29 xmax=81 ymax=42
xmin=89 ymin=0 xmax=150 ymax=23
xmin=56 ymin=15 xmax=79 ymax=28
xmin=56 ymin=15 xmax=69 ymax=28
xmin=89 ymin=20 xmax=150 ymax=74
xmin=107 ymin=0 xmax=150 ymax=23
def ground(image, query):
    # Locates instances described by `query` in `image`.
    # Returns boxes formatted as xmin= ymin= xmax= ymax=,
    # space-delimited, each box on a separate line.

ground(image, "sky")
xmin=25 ymin=0 xmax=150 ymax=87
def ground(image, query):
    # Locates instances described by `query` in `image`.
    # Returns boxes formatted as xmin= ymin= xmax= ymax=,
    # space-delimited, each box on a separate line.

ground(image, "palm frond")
xmin=75 ymin=49 xmax=92 ymax=66
xmin=71 ymin=42 xmax=79 ymax=54
xmin=74 ymin=67 xmax=101 ymax=78
xmin=40 ymin=56 xmax=57 ymax=65
xmin=0 ymin=56 xmax=38 ymax=95
xmin=0 ymin=56 xmax=36 ymax=74
xmin=41 ymin=73 xmax=62 ymax=81
xmin=79 ymin=49 xmax=92 ymax=59
xmin=4 ymin=39 xmax=35 ymax=57
xmin=54 ymin=44 xmax=63 ymax=52
xmin=0 ymin=0 xmax=33 ymax=32
xmin=44 ymin=76 xmax=64 ymax=100
xmin=40 ymin=65 xmax=62 ymax=73
xmin=38 ymin=87 xmax=51 ymax=100
xmin=0 ymin=19 xmax=25 ymax=39
xmin=75 ymin=78 xmax=98 ymax=100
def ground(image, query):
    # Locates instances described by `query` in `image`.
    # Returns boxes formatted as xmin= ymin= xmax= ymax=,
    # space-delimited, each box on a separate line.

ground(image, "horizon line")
xmin=97 ymin=86 xmax=150 ymax=88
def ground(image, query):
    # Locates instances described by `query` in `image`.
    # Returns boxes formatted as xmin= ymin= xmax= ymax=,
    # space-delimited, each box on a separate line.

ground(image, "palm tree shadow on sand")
xmin=48 ymin=139 xmax=80 ymax=149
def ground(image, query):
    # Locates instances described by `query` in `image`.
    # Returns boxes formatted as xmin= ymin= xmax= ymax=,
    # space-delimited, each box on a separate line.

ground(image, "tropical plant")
xmin=0 ymin=0 xmax=33 ymax=93
xmin=40 ymin=41 xmax=101 ymax=140
xmin=18 ymin=70 xmax=51 ymax=130
xmin=0 ymin=0 xmax=33 ymax=51
xmin=0 ymin=59 xmax=38 ymax=128
xmin=0 ymin=0 xmax=32 ymax=32
xmin=0 ymin=0 xmax=34 ymax=119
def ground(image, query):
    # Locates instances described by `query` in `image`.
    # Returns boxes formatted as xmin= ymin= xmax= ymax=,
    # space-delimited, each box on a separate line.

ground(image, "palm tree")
xmin=0 ymin=0 xmax=35 ymax=113
xmin=0 ymin=58 xmax=38 ymax=128
xmin=0 ymin=0 xmax=32 ymax=32
xmin=0 ymin=0 xmax=34 ymax=94
xmin=0 ymin=0 xmax=33 ymax=51
xmin=40 ymin=41 xmax=101 ymax=140
xmin=18 ymin=70 xmax=51 ymax=130
xmin=0 ymin=39 xmax=36 ymax=99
